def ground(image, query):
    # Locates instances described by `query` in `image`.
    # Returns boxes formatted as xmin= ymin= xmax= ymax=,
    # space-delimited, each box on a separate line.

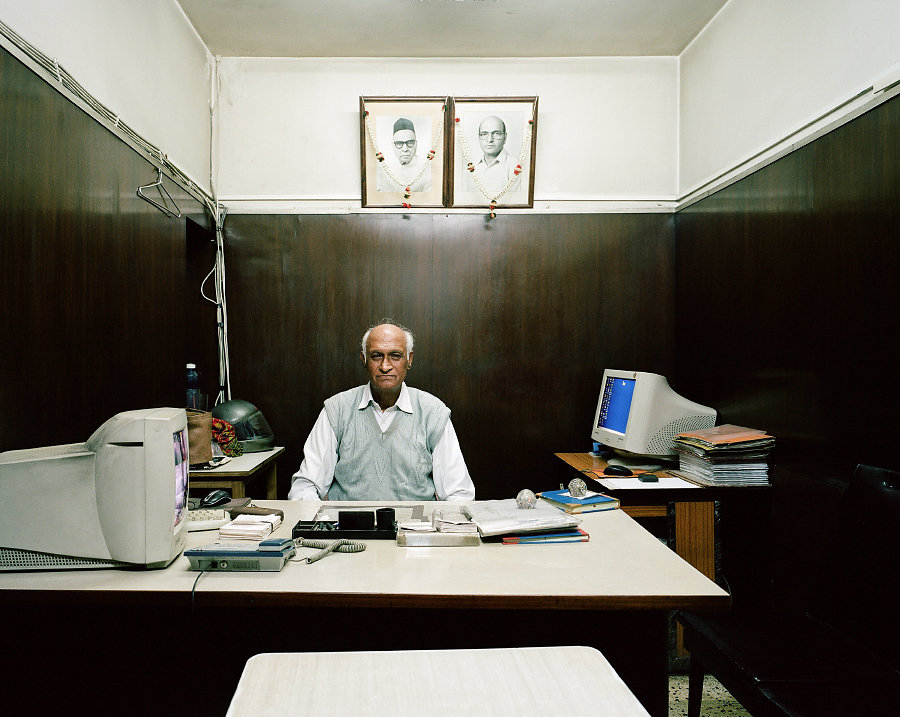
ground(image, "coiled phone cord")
xmin=293 ymin=537 xmax=366 ymax=564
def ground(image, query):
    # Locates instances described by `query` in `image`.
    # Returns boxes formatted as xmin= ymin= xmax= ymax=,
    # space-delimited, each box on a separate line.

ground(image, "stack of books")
xmin=672 ymin=424 xmax=774 ymax=486
xmin=218 ymin=512 xmax=283 ymax=540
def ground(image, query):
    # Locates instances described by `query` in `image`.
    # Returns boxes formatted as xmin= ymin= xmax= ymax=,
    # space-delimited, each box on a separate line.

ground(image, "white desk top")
xmin=0 ymin=500 xmax=728 ymax=611
xmin=227 ymin=646 xmax=650 ymax=717
xmin=189 ymin=446 xmax=284 ymax=476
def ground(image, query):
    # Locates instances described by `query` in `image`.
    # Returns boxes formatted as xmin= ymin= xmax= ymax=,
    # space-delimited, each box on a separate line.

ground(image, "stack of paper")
xmin=431 ymin=510 xmax=478 ymax=533
xmin=218 ymin=513 xmax=283 ymax=540
xmin=672 ymin=424 xmax=774 ymax=486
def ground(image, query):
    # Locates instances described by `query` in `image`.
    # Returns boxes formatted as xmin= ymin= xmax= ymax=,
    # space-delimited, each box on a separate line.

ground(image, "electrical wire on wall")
xmin=200 ymin=203 xmax=232 ymax=407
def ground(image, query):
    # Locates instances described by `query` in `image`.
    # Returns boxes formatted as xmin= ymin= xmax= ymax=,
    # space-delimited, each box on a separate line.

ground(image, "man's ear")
xmin=360 ymin=351 xmax=366 ymax=365
xmin=407 ymin=352 xmax=414 ymax=369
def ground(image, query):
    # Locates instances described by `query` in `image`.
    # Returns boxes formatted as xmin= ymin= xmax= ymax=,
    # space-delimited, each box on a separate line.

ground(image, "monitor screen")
xmin=174 ymin=429 xmax=189 ymax=527
xmin=596 ymin=376 xmax=636 ymax=435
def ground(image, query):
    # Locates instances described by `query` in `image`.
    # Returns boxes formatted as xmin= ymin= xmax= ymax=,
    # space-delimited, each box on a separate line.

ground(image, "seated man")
xmin=288 ymin=320 xmax=475 ymax=501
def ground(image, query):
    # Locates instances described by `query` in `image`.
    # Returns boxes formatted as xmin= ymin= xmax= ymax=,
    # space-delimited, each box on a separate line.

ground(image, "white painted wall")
xmin=0 ymin=0 xmax=213 ymax=194
xmin=3 ymin=0 xmax=898 ymax=212
xmin=680 ymin=0 xmax=900 ymax=199
xmin=215 ymin=57 xmax=678 ymax=213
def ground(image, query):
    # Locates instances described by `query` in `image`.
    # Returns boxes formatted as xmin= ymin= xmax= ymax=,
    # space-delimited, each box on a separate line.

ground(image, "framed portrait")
xmin=449 ymin=97 xmax=538 ymax=209
xmin=360 ymin=97 xmax=449 ymax=208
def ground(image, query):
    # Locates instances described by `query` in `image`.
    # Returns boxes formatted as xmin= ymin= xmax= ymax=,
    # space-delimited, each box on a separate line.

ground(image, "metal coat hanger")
xmin=137 ymin=168 xmax=181 ymax=218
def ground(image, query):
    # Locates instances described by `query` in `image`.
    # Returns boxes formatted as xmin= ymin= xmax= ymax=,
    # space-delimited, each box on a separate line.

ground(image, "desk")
xmin=555 ymin=452 xmax=768 ymax=657
xmin=0 ymin=500 xmax=728 ymax=716
xmin=190 ymin=446 xmax=284 ymax=499
xmin=227 ymin=646 xmax=651 ymax=716
xmin=555 ymin=453 xmax=717 ymax=581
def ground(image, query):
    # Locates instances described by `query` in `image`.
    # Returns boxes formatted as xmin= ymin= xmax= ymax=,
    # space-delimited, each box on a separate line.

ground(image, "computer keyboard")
xmin=187 ymin=508 xmax=229 ymax=532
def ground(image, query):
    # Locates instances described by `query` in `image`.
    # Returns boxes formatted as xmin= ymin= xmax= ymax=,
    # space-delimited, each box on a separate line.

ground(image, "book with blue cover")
xmin=538 ymin=489 xmax=620 ymax=514
xmin=501 ymin=528 xmax=590 ymax=544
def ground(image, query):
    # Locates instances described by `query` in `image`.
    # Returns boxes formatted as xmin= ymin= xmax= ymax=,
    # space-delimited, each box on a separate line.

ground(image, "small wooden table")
xmin=190 ymin=446 xmax=284 ymax=499
xmin=227 ymin=647 xmax=651 ymax=716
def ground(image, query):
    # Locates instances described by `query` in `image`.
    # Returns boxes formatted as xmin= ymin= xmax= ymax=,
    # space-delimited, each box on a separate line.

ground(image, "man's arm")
xmin=287 ymin=408 xmax=337 ymax=500
xmin=432 ymin=419 xmax=475 ymax=501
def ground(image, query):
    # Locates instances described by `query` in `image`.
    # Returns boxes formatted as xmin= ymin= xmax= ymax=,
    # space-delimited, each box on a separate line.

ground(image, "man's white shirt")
xmin=288 ymin=383 xmax=474 ymax=501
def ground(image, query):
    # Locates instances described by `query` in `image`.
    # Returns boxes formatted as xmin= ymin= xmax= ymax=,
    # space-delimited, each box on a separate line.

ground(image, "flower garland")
xmin=364 ymin=106 xmax=444 ymax=208
xmin=457 ymin=115 xmax=534 ymax=218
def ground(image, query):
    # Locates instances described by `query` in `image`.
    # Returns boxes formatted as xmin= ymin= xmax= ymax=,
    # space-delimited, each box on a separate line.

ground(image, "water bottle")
xmin=186 ymin=363 xmax=200 ymax=408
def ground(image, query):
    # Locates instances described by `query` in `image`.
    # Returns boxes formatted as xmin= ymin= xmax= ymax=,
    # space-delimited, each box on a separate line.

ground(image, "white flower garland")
xmin=457 ymin=114 xmax=533 ymax=217
xmin=364 ymin=107 xmax=444 ymax=207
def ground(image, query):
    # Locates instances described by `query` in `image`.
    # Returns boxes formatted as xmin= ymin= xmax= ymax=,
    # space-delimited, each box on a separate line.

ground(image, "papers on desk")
xmin=396 ymin=509 xmax=479 ymax=547
xmin=218 ymin=513 xmax=283 ymax=540
xmin=461 ymin=499 xmax=580 ymax=538
xmin=595 ymin=475 xmax=700 ymax=490
xmin=432 ymin=509 xmax=478 ymax=533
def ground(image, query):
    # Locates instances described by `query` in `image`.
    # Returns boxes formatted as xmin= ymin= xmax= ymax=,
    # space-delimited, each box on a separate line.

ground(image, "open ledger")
xmin=461 ymin=499 xmax=580 ymax=537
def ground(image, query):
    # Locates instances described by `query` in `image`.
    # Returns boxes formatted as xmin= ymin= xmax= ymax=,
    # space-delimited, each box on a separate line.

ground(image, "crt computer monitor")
xmin=591 ymin=370 xmax=716 ymax=470
xmin=0 ymin=407 xmax=189 ymax=571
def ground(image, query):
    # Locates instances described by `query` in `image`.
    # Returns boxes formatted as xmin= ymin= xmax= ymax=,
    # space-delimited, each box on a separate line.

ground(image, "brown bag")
xmin=186 ymin=409 xmax=213 ymax=465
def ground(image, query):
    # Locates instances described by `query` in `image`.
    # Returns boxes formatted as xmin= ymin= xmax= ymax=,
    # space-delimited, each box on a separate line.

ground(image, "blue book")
xmin=502 ymin=528 xmax=590 ymax=544
xmin=538 ymin=489 xmax=620 ymax=514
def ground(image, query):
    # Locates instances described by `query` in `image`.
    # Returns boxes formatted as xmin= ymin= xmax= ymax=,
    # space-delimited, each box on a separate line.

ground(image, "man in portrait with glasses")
xmin=376 ymin=116 xmax=432 ymax=193
xmin=468 ymin=115 xmax=521 ymax=196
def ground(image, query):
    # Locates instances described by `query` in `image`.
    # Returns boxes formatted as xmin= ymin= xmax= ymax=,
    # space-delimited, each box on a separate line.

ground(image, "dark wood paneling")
xmin=674 ymin=95 xmax=900 ymax=474
xmin=223 ymin=212 xmax=675 ymax=498
xmin=0 ymin=47 xmax=210 ymax=450
xmin=674 ymin=96 xmax=900 ymax=609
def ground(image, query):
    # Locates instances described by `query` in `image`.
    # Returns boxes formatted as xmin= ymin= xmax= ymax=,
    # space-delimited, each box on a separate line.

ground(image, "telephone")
xmin=185 ymin=538 xmax=296 ymax=572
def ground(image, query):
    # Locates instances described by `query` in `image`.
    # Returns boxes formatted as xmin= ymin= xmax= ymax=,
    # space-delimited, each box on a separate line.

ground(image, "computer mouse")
xmin=638 ymin=473 xmax=659 ymax=483
xmin=603 ymin=464 xmax=634 ymax=477
xmin=200 ymin=489 xmax=231 ymax=507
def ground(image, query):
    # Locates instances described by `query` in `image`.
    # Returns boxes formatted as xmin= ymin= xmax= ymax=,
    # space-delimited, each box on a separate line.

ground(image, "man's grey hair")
xmin=361 ymin=319 xmax=415 ymax=358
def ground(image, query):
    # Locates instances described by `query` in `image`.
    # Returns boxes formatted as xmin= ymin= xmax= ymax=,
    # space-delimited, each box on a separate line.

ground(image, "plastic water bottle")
xmin=186 ymin=363 xmax=200 ymax=408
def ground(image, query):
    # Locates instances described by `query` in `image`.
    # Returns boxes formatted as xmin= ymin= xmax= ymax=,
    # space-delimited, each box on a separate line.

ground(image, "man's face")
xmin=478 ymin=117 xmax=506 ymax=159
xmin=362 ymin=324 xmax=412 ymax=396
xmin=393 ymin=129 xmax=417 ymax=165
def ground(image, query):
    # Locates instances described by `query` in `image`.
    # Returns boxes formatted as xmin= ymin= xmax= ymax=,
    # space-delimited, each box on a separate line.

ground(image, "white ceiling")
xmin=176 ymin=0 xmax=729 ymax=58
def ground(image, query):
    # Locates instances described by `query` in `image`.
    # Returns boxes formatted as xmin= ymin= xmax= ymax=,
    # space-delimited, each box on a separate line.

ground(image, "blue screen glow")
xmin=597 ymin=377 xmax=635 ymax=434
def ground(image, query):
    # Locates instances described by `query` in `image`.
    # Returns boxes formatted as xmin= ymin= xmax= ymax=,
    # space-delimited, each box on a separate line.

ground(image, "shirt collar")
xmin=476 ymin=149 xmax=509 ymax=168
xmin=360 ymin=382 xmax=413 ymax=414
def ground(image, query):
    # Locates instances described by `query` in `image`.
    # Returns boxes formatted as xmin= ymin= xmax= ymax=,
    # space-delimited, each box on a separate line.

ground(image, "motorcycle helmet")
xmin=212 ymin=399 xmax=275 ymax=453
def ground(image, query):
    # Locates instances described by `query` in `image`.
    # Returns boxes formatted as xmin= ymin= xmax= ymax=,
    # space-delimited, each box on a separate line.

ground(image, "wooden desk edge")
xmin=0 ymin=588 xmax=731 ymax=612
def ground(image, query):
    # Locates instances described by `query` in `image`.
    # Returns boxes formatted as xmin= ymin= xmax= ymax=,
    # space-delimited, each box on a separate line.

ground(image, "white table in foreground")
xmin=226 ymin=646 xmax=651 ymax=717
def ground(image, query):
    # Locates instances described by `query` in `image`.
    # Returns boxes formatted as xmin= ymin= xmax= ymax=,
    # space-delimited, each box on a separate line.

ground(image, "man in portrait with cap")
xmin=376 ymin=116 xmax=432 ymax=193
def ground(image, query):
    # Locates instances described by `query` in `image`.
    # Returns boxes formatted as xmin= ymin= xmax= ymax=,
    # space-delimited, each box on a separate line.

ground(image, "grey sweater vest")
xmin=324 ymin=385 xmax=451 ymax=501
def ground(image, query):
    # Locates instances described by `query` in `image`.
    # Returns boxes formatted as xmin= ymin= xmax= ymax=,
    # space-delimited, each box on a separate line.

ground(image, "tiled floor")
xmin=669 ymin=674 xmax=752 ymax=716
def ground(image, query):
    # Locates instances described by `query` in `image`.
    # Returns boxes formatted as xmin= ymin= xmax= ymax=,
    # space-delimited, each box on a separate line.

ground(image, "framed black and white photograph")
xmin=360 ymin=97 xmax=449 ymax=208
xmin=449 ymin=96 xmax=538 ymax=210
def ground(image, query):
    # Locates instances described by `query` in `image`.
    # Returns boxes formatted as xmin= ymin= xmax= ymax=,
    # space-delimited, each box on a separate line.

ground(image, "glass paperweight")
xmin=516 ymin=488 xmax=537 ymax=509
xmin=567 ymin=477 xmax=587 ymax=497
